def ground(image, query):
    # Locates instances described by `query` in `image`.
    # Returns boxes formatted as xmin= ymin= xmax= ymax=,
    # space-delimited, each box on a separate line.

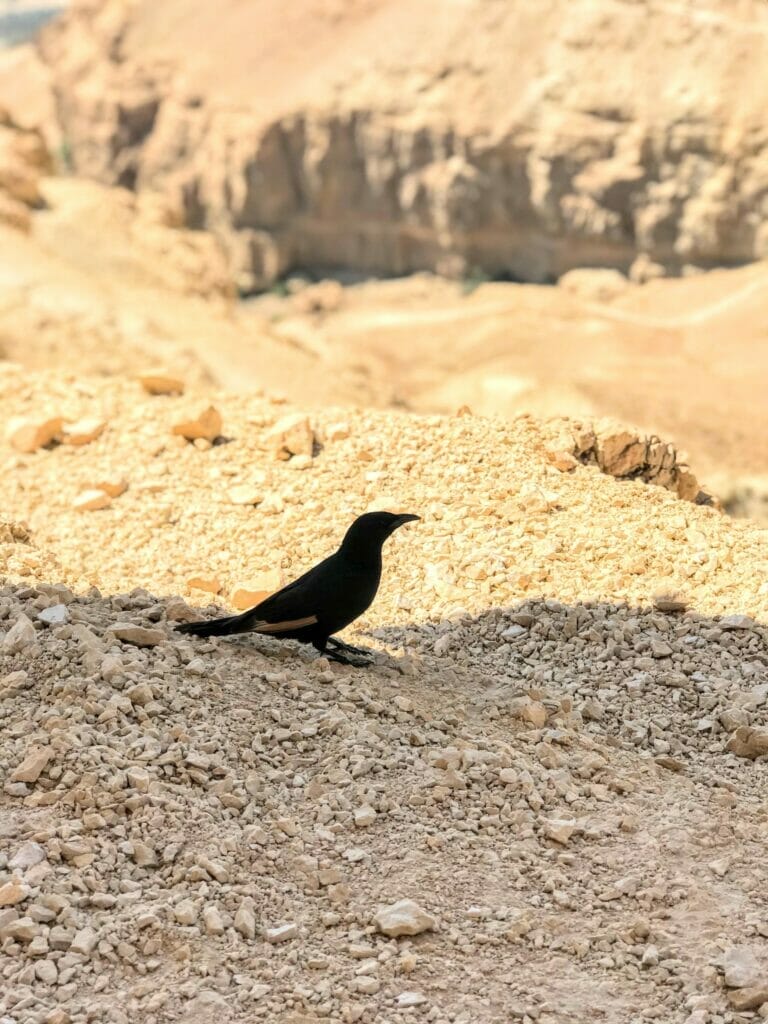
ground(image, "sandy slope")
xmin=0 ymin=368 xmax=767 ymax=1023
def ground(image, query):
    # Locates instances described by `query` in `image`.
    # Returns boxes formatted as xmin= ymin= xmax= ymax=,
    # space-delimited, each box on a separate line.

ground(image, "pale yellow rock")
xmin=543 ymin=818 xmax=577 ymax=845
xmin=112 ymin=624 xmax=165 ymax=648
xmin=265 ymin=922 xmax=298 ymax=943
xmin=131 ymin=842 xmax=157 ymax=867
xmin=231 ymin=569 xmax=283 ymax=610
xmin=73 ymin=489 xmax=112 ymax=512
xmin=228 ymin=485 xmax=263 ymax=506
xmin=125 ymin=682 xmax=154 ymax=705
xmin=139 ymin=371 xmax=185 ymax=395
xmin=44 ymin=1008 xmax=71 ymax=1024
xmin=727 ymin=986 xmax=768 ymax=1012
xmin=11 ymin=746 xmax=52 ymax=783
xmin=231 ymin=588 xmax=272 ymax=611
xmin=326 ymin=421 xmax=351 ymax=441
xmin=88 ymin=478 xmax=128 ymax=498
xmin=366 ymin=496 xmax=408 ymax=514
xmin=172 ymin=406 xmax=222 ymax=442
xmin=187 ymin=576 xmax=222 ymax=595
xmin=234 ymin=900 xmax=256 ymax=939
xmin=546 ymin=450 xmax=578 ymax=472
xmin=0 ymin=879 xmax=29 ymax=907
xmin=265 ymin=413 xmax=314 ymax=460
xmin=652 ymin=589 xmax=688 ymax=613
xmin=518 ymin=699 xmax=548 ymax=729
xmin=7 ymin=416 xmax=63 ymax=453
xmin=354 ymin=805 xmax=377 ymax=828
xmin=62 ymin=418 xmax=106 ymax=446
xmin=726 ymin=727 xmax=768 ymax=760
xmin=373 ymin=899 xmax=435 ymax=937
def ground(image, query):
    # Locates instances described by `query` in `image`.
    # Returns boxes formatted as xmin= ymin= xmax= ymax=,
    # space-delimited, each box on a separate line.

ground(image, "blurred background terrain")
xmin=0 ymin=0 xmax=767 ymax=519
xmin=3 ymin=8 xmax=768 ymax=1024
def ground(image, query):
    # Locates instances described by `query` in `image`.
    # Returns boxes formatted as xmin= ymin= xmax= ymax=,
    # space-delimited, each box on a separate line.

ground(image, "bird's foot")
xmin=327 ymin=637 xmax=371 ymax=658
xmin=325 ymin=647 xmax=374 ymax=668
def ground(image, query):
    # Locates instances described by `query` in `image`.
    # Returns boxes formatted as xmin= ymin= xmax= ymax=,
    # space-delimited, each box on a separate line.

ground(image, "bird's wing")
xmin=243 ymin=556 xmax=335 ymax=634
xmin=251 ymin=614 xmax=318 ymax=634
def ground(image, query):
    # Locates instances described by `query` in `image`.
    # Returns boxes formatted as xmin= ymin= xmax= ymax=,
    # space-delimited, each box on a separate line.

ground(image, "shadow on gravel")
xmin=1 ymin=573 xmax=766 ymax=768
xmin=366 ymin=598 xmax=768 ymax=768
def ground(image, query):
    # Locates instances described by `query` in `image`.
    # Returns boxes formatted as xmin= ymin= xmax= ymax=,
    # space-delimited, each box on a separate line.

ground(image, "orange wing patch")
xmin=253 ymin=615 xmax=318 ymax=634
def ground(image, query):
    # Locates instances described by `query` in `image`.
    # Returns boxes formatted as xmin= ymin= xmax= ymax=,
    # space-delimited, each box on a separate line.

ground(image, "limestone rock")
xmin=726 ymin=727 xmax=768 ymax=760
xmin=44 ymin=1010 xmax=71 ymax=1024
xmin=721 ymin=947 xmax=762 ymax=989
xmin=112 ymin=623 xmax=165 ymax=647
xmin=126 ymin=683 xmax=154 ymax=705
xmin=727 ymin=986 xmax=768 ymax=1011
xmin=187 ymin=576 xmax=222 ymax=595
xmin=234 ymin=900 xmax=256 ymax=939
xmin=0 ymin=879 xmax=30 ymax=906
xmin=131 ymin=842 xmax=157 ymax=867
xmin=11 ymin=746 xmax=52 ymax=783
xmin=265 ymin=414 xmax=314 ymax=460
xmin=88 ymin=478 xmax=128 ymax=498
xmin=139 ymin=372 xmax=185 ymax=395
xmin=172 ymin=406 xmax=222 ymax=442
xmin=9 ymin=842 xmax=46 ymax=871
xmin=37 ymin=604 xmax=69 ymax=626
xmin=36 ymin=959 xmax=58 ymax=985
xmin=3 ymin=613 xmax=37 ymax=653
xmin=720 ymin=614 xmax=754 ymax=631
xmin=354 ymin=805 xmax=377 ymax=828
xmin=73 ymin=488 xmax=112 ymax=512
xmin=227 ymin=485 xmax=263 ymax=506
xmin=70 ymin=926 xmax=98 ymax=955
xmin=373 ymin=899 xmax=435 ymax=938
xmin=513 ymin=698 xmax=548 ymax=729
xmin=542 ymin=818 xmax=577 ymax=845
xmin=230 ymin=587 xmax=271 ymax=611
xmin=546 ymin=450 xmax=578 ymax=472
xmin=265 ymin=922 xmax=298 ymax=943
xmin=230 ymin=571 xmax=283 ymax=609
xmin=174 ymin=900 xmax=198 ymax=925
xmin=202 ymin=905 xmax=225 ymax=935
xmin=652 ymin=590 xmax=688 ymax=613
xmin=62 ymin=418 xmax=106 ymax=446
xmin=6 ymin=416 xmax=62 ymax=453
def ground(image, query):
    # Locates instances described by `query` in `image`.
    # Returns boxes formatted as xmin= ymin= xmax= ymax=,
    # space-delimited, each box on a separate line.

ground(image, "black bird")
xmin=175 ymin=511 xmax=420 ymax=665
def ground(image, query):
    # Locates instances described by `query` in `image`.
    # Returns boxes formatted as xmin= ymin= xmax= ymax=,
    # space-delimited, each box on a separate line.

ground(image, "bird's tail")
xmin=175 ymin=612 xmax=252 ymax=638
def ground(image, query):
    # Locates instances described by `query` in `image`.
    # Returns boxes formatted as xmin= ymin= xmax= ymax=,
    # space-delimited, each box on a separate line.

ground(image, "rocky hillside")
xmin=34 ymin=0 xmax=768 ymax=288
xmin=1 ymin=367 xmax=768 ymax=1023
xmin=0 ymin=103 xmax=50 ymax=230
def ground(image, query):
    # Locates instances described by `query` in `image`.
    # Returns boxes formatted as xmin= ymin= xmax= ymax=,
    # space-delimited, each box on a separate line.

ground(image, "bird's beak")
xmin=395 ymin=513 xmax=420 ymax=527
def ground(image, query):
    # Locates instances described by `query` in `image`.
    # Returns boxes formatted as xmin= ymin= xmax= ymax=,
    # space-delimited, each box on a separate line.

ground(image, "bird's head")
xmin=339 ymin=511 xmax=420 ymax=561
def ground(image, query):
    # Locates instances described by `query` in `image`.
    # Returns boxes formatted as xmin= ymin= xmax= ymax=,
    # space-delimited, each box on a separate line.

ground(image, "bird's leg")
xmin=315 ymin=638 xmax=372 ymax=668
xmin=326 ymin=648 xmax=373 ymax=668
xmin=327 ymin=636 xmax=372 ymax=658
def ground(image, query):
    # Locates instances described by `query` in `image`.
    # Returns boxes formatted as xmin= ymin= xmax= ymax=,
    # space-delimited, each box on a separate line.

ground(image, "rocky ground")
xmin=1 ymin=368 xmax=767 ymax=1024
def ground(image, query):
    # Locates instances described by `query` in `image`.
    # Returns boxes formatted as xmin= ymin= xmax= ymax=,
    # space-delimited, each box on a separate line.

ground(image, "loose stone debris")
xmin=171 ymin=404 xmax=222 ymax=442
xmin=0 ymin=369 xmax=767 ymax=1023
xmin=138 ymin=371 xmax=185 ymax=396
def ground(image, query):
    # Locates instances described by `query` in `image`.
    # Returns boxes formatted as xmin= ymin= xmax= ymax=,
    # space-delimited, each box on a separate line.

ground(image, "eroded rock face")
xmin=556 ymin=418 xmax=718 ymax=507
xmin=36 ymin=0 xmax=768 ymax=287
xmin=0 ymin=105 xmax=51 ymax=231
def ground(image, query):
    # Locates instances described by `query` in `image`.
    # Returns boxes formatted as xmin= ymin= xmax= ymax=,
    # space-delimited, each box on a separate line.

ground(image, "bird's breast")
xmin=319 ymin=561 xmax=381 ymax=633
